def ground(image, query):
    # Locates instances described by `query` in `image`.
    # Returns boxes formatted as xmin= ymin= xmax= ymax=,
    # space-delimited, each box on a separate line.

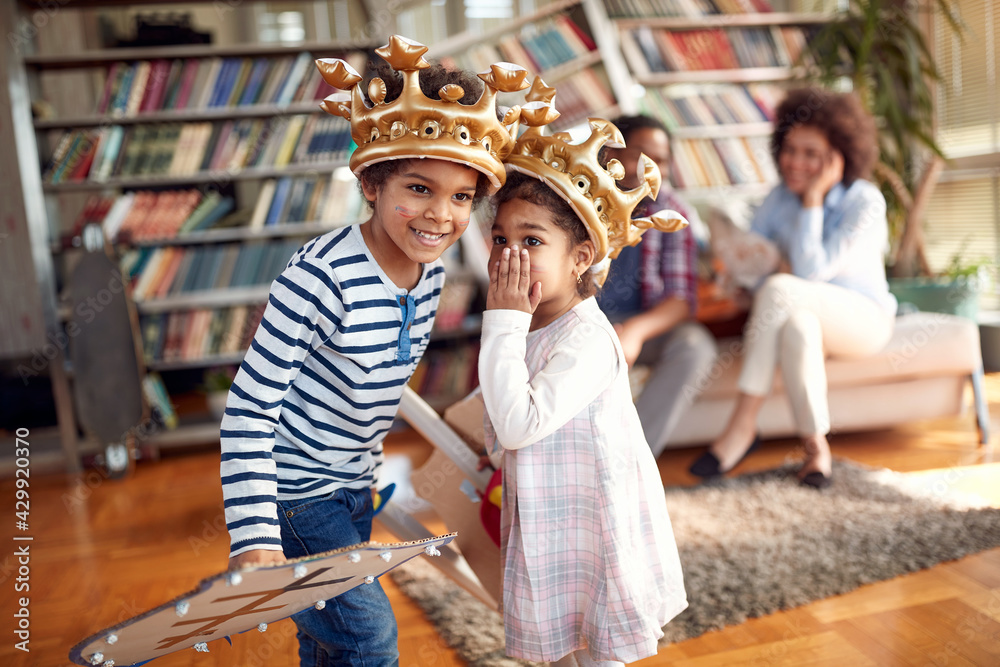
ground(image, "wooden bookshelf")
xmin=34 ymin=102 xmax=326 ymax=130
xmin=41 ymin=162 xmax=350 ymax=192
xmin=611 ymin=3 xmax=841 ymax=196
xmin=125 ymin=221 xmax=349 ymax=247
xmin=21 ymin=40 xmax=375 ymax=70
xmin=147 ymin=353 xmax=246 ymax=372
xmin=429 ymin=0 xmax=639 ymax=127
xmin=426 ymin=0 xmax=585 ymax=60
xmin=669 ymin=121 xmax=773 ymax=139
xmin=612 ymin=13 xmax=834 ymax=29
xmin=9 ymin=0 xmax=380 ymax=456
xmin=635 ymin=67 xmax=804 ymax=85
xmin=134 ymin=286 xmax=271 ymax=314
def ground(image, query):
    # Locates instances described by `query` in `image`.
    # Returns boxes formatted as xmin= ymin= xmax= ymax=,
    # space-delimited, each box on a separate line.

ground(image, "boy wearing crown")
xmin=219 ymin=36 xmax=530 ymax=665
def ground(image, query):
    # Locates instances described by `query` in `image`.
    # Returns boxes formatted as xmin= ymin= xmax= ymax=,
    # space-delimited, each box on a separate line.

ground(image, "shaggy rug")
xmin=389 ymin=459 xmax=1000 ymax=666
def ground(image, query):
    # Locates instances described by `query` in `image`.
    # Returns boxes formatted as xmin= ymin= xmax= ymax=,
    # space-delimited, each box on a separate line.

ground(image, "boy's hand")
xmin=229 ymin=549 xmax=286 ymax=571
xmin=487 ymin=245 xmax=542 ymax=313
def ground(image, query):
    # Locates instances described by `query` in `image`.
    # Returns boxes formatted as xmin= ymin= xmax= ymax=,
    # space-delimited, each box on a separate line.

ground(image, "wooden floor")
xmin=2 ymin=375 xmax=999 ymax=667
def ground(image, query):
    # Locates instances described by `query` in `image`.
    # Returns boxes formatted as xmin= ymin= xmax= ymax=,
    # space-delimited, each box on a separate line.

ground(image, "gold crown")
xmin=506 ymin=79 xmax=688 ymax=263
xmin=316 ymin=35 xmax=531 ymax=193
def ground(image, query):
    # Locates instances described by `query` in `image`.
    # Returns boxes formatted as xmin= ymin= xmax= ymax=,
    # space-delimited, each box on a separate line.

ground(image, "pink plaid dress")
xmin=480 ymin=299 xmax=688 ymax=663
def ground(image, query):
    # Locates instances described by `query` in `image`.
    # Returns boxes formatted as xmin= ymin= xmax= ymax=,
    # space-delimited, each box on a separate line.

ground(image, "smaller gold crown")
xmin=316 ymin=35 xmax=531 ymax=192
xmin=506 ymin=79 xmax=688 ymax=264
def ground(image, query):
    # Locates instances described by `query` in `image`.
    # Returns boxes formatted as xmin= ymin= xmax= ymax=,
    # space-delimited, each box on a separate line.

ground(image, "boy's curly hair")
xmin=358 ymin=61 xmax=499 ymax=209
xmin=771 ymin=88 xmax=878 ymax=185
xmin=493 ymin=172 xmax=597 ymax=298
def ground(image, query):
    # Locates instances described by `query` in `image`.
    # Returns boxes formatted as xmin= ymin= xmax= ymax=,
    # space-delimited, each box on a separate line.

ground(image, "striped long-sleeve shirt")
xmin=221 ymin=225 xmax=444 ymax=556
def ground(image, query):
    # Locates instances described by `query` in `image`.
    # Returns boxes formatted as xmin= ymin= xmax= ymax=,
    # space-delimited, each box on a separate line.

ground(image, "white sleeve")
xmin=478 ymin=309 xmax=617 ymax=450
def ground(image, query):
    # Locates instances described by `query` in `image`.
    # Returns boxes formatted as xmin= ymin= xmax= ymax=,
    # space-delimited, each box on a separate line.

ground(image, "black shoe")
xmin=689 ymin=434 xmax=761 ymax=478
xmin=800 ymin=471 xmax=831 ymax=490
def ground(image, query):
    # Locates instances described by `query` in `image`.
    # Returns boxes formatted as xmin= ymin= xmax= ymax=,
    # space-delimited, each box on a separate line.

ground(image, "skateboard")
xmin=69 ymin=533 xmax=455 ymax=666
xmin=68 ymin=223 xmax=148 ymax=478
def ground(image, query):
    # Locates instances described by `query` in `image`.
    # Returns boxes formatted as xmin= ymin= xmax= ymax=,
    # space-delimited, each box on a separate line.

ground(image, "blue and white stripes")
xmin=221 ymin=225 xmax=443 ymax=556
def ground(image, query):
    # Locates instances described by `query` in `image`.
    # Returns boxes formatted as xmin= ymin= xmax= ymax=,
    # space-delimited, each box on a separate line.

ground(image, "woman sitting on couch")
xmin=690 ymin=88 xmax=897 ymax=488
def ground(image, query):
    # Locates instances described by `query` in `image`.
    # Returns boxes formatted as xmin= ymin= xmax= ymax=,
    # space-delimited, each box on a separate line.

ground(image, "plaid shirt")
xmin=599 ymin=188 xmax=699 ymax=318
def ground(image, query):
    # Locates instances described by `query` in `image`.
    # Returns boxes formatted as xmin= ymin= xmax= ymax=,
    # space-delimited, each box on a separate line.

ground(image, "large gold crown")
xmin=506 ymin=79 xmax=688 ymax=263
xmin=316 ymin=35 xmax=531 ymax=192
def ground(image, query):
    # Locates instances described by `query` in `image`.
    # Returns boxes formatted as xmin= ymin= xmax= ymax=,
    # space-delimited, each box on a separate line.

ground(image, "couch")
xmin=665 ymin=311 xmax=990 ymax=447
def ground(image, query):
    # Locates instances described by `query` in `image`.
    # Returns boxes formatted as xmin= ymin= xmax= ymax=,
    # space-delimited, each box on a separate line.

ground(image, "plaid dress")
xmin=480 ymin=299 xmax=688 ymax=662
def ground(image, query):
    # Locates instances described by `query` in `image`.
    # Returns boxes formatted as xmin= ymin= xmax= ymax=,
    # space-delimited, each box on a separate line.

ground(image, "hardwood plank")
xmin=841 ymin=609 xmax=981 ymax=667
xmin=1 ymin=373 xmax=998 ymax=666
xmin=903 ymin=597 xmax=1000 ymax=666
xmin=804 ymin=568 xmax=973 ymax=624
xmin=940 ymin=546 xmax=1000 ymax=590
xmin=830 ymin=618 xmax=914 ymax=666
xmin=961 ymin=588 xmax=1000 ymax=625
xmin=667 ymin=630 xmax=878 ymax=667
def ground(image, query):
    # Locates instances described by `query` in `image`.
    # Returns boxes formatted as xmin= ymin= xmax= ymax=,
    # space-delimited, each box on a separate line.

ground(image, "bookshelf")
xmin=11 ymin=1 xmax=381 ymax=455
xmin=608 ymin=0 xmax=841 ymax=203
xmin=428 ymin=0 xmax=639 ymax=130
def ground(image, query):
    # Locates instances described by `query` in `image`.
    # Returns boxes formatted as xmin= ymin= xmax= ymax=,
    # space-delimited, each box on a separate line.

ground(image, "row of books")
xmin=441 ymin=14 xmax=596 ymax=76
xmin=248 ymin=172 xmax=365 ymax=230
xmin=547 ymin=68 xmax=618 ymax=128
xmin=629 ymin=25 xmax=812 ymax=72
xmin=44 ymin=114 xmax=352 ymax=183
xmin=123 ymin=238 xmax=303 ymax=301
xmin=604 ymin=0 xmax=773 ymax=18
xmin=670 ymin=135 xmax=779 ymax=189
xmin=643 ymin=83 xmax=779 ymax=128
xmin=433 ymin=276 xmax=480 ymax=333
xmin=408 ymin=343 xmax=480 ymax=408
xmin=77 ymin=177 xmax=363 ymax=247
xmin=75 ymin=190 xmax=232 ymax=242
xmin=94 ymin=51 xmax=366 ymax=117
xmin=141 ymin=304 xmax=266 ymax=364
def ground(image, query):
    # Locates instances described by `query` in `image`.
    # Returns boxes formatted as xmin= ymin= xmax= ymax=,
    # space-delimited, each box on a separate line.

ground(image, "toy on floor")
xmin=372 ymin=483 xmax=395 ymax=516
xmin=69 ymin=534 xmax=453 ymax=667
xmin=480 ymin=468 xmax=503 ymax=548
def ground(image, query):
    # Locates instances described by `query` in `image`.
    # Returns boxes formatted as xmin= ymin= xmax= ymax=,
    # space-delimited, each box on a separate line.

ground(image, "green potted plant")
xmin=803 ymin=0 xmax=964 ymax=278
xmin=889 ymin=253 xmax=992 ymax=320
xmin=202 ymin=366 xmax=237 ymax=421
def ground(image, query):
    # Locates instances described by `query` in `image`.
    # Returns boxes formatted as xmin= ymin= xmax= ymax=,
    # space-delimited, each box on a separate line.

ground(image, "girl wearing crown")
xmin=479 ymin=91 xmax=688 ymax=665
xmin=220 ymin=37 xmax=530 ymax=666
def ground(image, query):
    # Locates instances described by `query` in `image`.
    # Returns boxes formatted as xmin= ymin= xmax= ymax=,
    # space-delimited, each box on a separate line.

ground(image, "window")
xmin=928 ymin=0 xmax=998 ymax=310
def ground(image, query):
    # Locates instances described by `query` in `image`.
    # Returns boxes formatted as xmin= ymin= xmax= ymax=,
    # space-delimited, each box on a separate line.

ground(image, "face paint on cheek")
xmin=395 ymin=205 xmax=417 ymax=218
xmin=457 ymin=219 xmax=470 ymax=228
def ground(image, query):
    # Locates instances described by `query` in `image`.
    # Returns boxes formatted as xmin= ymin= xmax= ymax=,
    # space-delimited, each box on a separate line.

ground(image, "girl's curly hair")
xmin=493 ymin=172 xmax=597 ymax=298
xmin=358 ymin=61 xmax=498 ymax=208
xmin=771 ymin=88 xmax=878 ymax=185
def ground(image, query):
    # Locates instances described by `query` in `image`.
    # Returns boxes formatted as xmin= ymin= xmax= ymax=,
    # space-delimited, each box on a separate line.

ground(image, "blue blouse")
xmin=750 ymin=180 xmax=898 ymax=316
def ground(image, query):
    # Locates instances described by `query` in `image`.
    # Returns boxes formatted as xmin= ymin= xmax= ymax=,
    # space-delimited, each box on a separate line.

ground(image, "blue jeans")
xmin=278 ymin=488 xmax=399 ymax=667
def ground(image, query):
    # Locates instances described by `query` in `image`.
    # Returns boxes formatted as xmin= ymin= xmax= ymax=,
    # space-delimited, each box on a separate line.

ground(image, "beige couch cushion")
xmin=697 ymin=312 xmax=980 ymax=400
